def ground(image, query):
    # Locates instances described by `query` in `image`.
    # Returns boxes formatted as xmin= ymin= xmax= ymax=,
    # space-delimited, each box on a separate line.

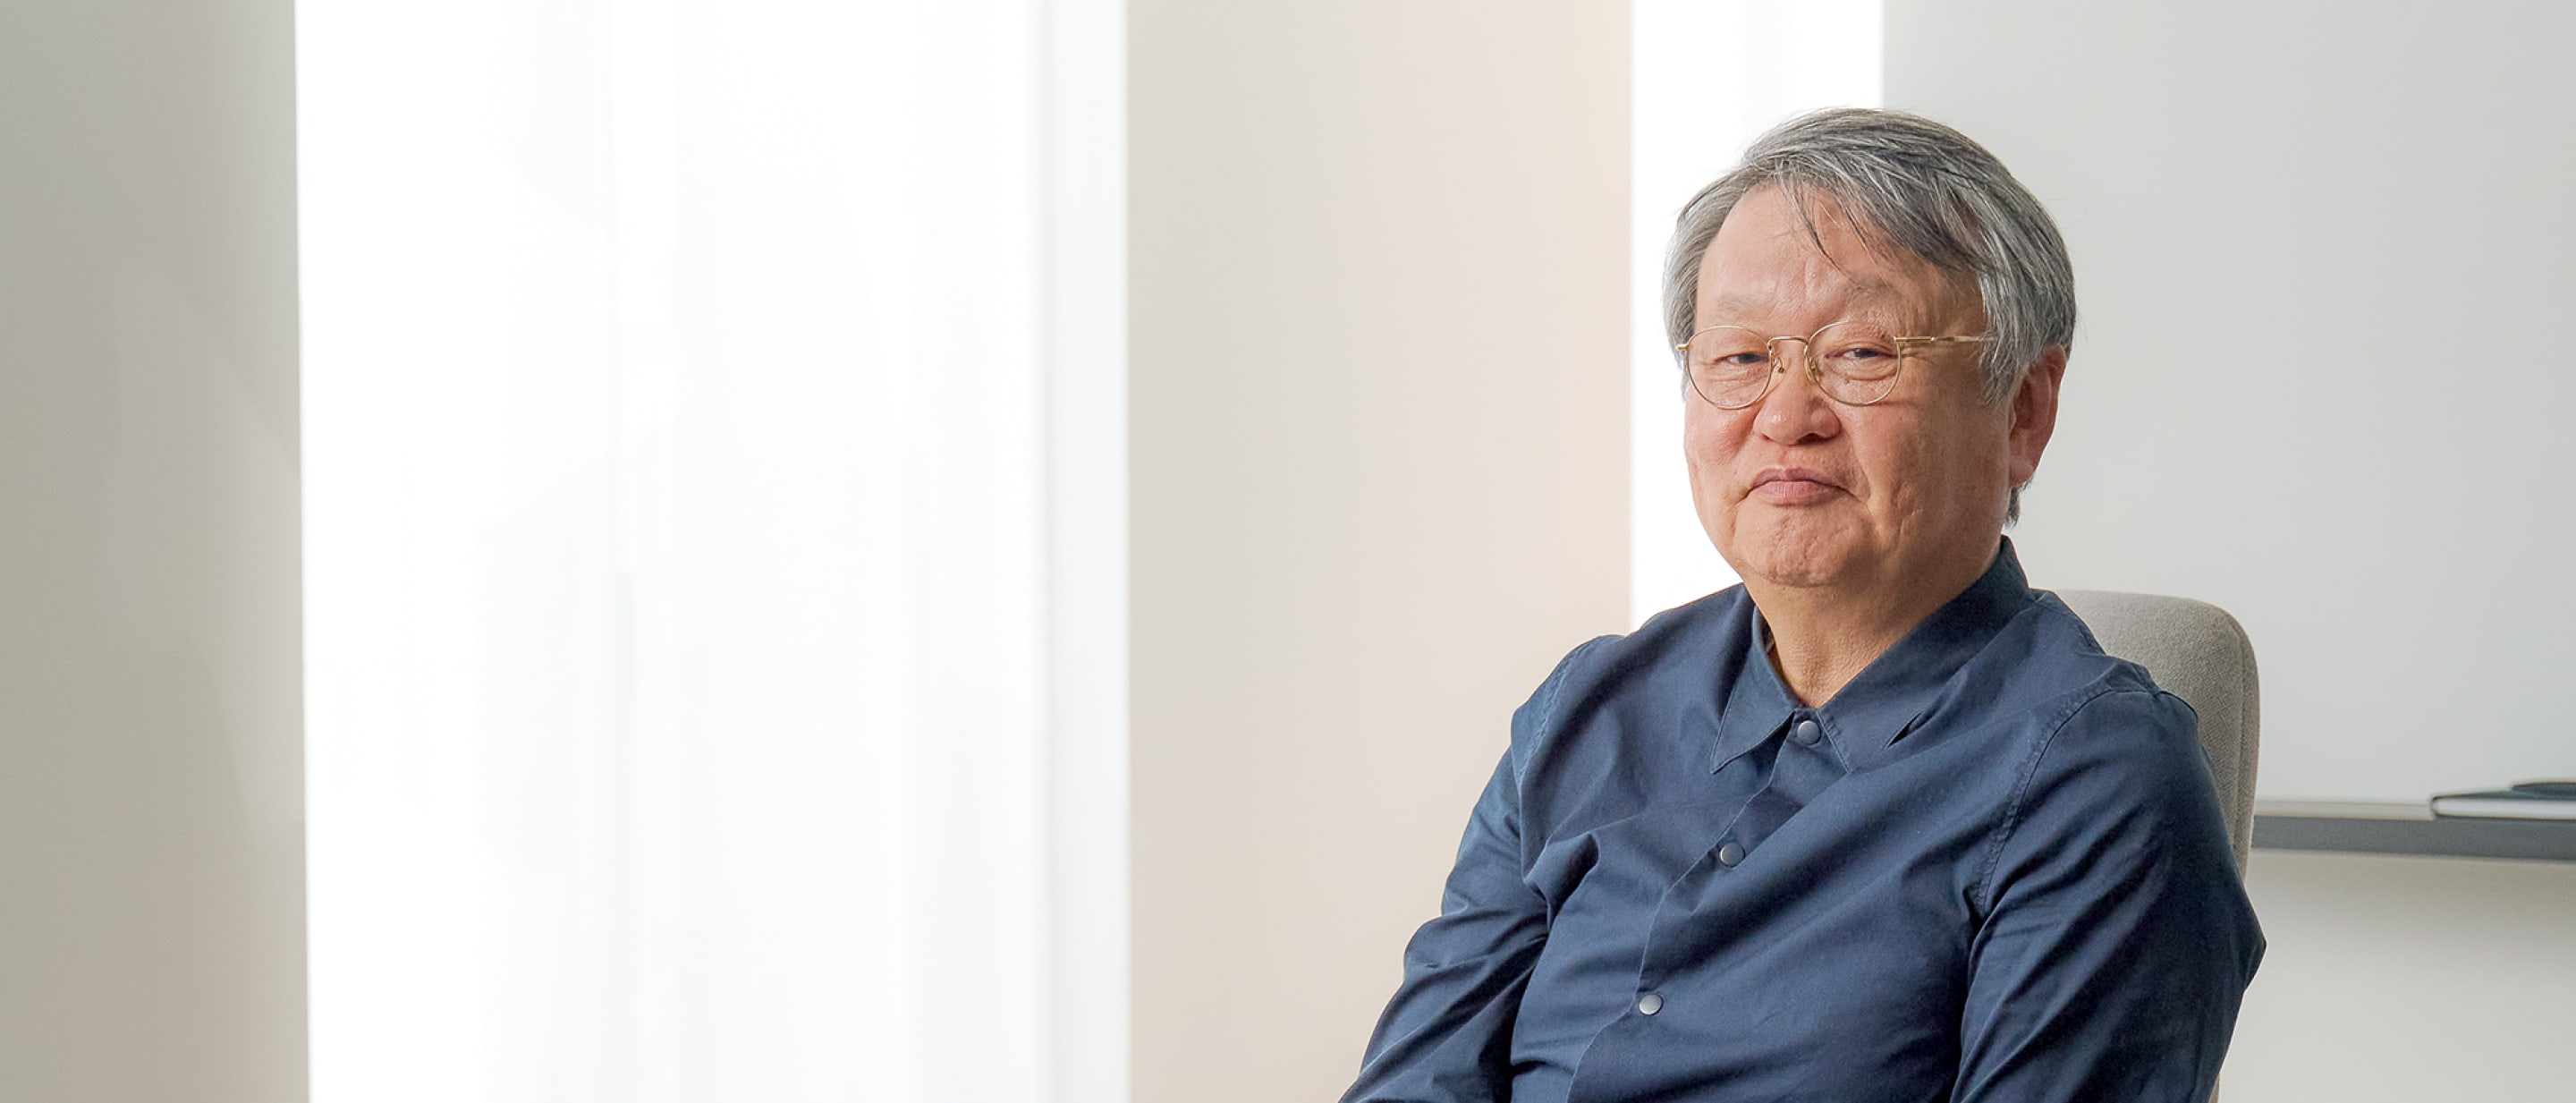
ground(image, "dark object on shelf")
xmin=2432 ymin=781 xmax=2576 ymax=820
xmin=2253 ymin=800 xmax=2576 ymax=863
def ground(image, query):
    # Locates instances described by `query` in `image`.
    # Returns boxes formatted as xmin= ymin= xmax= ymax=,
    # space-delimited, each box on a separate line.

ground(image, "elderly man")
xmin=1341 ymin=109 xmax=2263 ymax=1103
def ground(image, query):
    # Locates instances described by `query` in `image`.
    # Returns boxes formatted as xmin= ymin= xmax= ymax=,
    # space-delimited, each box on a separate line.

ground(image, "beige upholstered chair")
xmin=2054 ymin=591 xmax=2260 ymax=872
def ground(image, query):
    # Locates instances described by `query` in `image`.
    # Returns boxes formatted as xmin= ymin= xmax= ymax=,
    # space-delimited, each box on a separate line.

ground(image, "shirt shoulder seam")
xmin=1969 ymin=683 xmax=2157 ymax=912
xmin=1512 ymin=632 xmax=1620 ymax=792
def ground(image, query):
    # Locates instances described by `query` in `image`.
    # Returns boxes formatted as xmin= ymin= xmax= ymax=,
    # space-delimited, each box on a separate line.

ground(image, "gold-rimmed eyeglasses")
xmin=1676 ymin=320 xmax=1993 ymax=409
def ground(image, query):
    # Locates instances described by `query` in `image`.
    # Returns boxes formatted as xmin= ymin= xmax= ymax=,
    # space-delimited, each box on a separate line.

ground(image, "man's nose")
xmin=1754 ymin=342 xmax=1841 ymax=444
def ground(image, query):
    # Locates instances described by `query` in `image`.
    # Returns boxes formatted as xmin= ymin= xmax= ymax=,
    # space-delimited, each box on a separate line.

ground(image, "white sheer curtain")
xmin=301 ymin=1 xmax=1123 ymax=1100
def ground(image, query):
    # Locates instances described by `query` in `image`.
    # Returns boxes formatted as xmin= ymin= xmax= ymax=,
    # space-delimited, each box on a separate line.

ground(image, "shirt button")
xmin=1716 ymin=841 xmax=1745 ymax=867
xmin=1791 ymin=719 xmax=1822 ymax=746
xmin=1636 ymin=992 xmax=1663 ymax=1015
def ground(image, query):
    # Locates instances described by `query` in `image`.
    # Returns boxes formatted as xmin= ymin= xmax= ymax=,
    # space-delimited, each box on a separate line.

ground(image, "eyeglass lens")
xmin=1684 ymin=321 xmax=1906 ymax=409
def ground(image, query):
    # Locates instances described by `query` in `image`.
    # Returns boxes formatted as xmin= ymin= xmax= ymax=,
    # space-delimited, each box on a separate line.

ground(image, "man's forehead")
xmin=1696 ymin=267 xmax=1956 ymax=328
xmin=1698 ymin=197 xmax=1972 ymax=324
xmin=1700 ymin=278 xmax=1913 ymax=316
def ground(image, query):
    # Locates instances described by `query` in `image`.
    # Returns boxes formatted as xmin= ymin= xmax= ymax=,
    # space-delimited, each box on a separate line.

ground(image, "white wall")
xmin=1885 ymin=0 xmax=2576 ymax=803
xmin=1127 ymin=4 xmax=1631 ymax=1100
xmin=1884 ymin=2 xmax=2576 ymax=1097
xmin=2230 ymin=853 xmax=2576 ymax=1100
xmin=0 ymin=0 xmax=306 ymax=1099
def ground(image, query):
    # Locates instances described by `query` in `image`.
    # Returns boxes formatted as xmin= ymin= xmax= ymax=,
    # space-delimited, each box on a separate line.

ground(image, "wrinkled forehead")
xmin=1695 ymin=184 xmax=1982 ymax=330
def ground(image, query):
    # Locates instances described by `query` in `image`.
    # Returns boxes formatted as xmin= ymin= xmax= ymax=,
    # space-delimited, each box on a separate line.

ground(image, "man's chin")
xmin=1734 ymin=547 xmax=1862 ymax=593
xmin=1726 ymin=520 xmax=1870 ymax=592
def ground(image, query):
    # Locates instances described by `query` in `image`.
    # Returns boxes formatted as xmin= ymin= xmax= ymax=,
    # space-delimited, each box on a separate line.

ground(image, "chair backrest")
xmin=2052 ymin=590 xmax=2260 ymax=873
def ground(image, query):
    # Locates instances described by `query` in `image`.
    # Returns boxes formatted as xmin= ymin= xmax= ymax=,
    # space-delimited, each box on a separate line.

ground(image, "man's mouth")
xmin=1750 ymin=467 xmax=1843 ymax=505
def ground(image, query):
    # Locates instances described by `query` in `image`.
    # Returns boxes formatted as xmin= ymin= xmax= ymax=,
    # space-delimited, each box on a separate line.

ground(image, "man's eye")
xmin=1712 ymin=352 xmax=1768 ymax=368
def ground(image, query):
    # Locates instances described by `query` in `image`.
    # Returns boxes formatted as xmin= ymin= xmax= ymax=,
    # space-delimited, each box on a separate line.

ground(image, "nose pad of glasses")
xmin=1762 ymin=336 xmax=1827 ymax=399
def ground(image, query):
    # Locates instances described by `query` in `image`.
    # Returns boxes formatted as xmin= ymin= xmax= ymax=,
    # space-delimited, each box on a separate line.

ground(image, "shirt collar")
xmin=1710 ymin=538 xmax=2038 ymax=772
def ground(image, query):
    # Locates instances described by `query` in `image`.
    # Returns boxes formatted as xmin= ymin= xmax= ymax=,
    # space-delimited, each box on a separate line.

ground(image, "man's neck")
xmin=1750 ymin=544 xmax=1996 ymax=707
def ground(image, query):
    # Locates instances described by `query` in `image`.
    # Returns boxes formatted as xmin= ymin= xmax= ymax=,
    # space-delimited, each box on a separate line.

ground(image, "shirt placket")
xmin=1631 ymin=708 xmax=1850 ymax=1014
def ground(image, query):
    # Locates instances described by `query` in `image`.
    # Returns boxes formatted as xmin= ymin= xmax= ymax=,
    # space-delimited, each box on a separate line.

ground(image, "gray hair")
xmin=1662 ymin=107 xmax=2074 ymax=404
xmin=1662 ymin=108 xmax=2075 ymax=521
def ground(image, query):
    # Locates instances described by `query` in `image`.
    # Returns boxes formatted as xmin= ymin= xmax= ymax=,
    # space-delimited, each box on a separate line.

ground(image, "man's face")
xmin=1683 ymin=184 xmax=2060 ymax=602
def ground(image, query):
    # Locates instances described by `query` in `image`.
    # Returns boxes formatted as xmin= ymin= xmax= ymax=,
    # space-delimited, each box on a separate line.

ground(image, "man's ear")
xmin=2007 ymin=346 xmax=2066 ymax=488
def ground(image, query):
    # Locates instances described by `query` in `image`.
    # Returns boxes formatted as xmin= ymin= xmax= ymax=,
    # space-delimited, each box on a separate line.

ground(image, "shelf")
xmin=2252 ymin=800 xmax=2576 ymax=863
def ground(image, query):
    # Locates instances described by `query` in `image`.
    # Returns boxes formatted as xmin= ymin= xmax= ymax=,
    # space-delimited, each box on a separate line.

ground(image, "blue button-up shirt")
xmin=1343 ymin=542 xmax=2263 ymax=1102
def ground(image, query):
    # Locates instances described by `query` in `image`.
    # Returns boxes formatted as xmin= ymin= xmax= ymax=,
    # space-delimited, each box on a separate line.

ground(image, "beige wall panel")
xmin=0 ymin=0 xmax=305 ymax=1099
xmin=1129 ymin=4 xmax=1632 ymax=1099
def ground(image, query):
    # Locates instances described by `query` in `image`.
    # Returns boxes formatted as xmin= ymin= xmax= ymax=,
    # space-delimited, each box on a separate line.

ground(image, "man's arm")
xmin=1341 ymin=751 xmax=1552 ymax=1103
xmin=1952 ymin=688 xmax=2266 ymax=1103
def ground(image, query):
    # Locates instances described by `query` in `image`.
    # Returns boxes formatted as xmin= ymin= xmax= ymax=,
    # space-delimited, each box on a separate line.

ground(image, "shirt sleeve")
xmin=1952 ymin=687 xmax=2267 ymax=1103
xmin=1341 ymin=641 xmax=1593 ymax=1103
